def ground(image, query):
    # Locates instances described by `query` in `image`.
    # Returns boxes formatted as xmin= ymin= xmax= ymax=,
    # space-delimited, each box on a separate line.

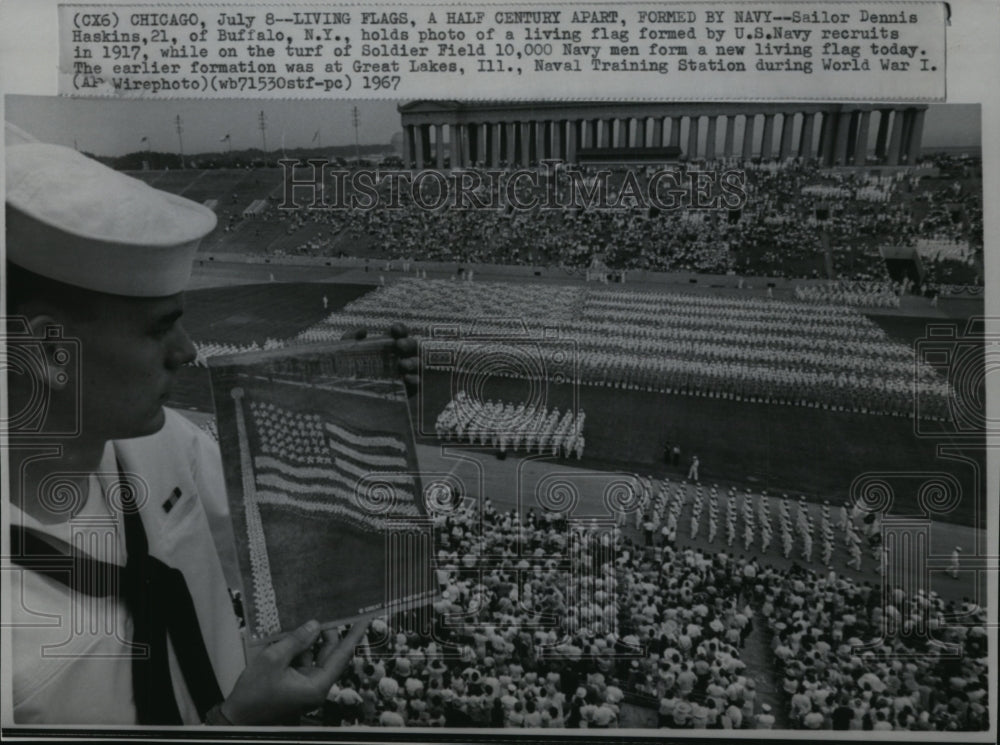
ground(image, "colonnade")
xmin=397 ymin=102 xmax=927 ymax=169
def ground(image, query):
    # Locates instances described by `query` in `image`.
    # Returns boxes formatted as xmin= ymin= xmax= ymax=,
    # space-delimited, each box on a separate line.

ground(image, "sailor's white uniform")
xmin=10 ymin=410 xmax=246 ymax=724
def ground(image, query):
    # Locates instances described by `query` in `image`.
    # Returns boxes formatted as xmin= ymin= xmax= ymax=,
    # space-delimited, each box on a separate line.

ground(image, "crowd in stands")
xmin=315 ymin=485 xmax=987 ymax=731
xmin=300 ymin=280 xmax=954 ymax=420
xmin=435 ymin=393 xmax=586 ymax=459
xmin=195 ymin=155 xmax=981 ymax=288
xmin=763 ymin=565 xmax=989 ymax=731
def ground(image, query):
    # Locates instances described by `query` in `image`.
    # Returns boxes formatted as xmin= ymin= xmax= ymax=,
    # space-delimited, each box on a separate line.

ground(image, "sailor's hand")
xmin=340 ymin=324 xmax=419 ymax=397
xmin=388 ymin=322 xmax=420 ymax=398
xmin=219 ymin=619 xmax=369 ymax=725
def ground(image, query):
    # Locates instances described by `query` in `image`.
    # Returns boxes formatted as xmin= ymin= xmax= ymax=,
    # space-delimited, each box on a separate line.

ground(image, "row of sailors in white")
xmin=581 ymin=306 xmax=884 ymax=342
xmin=573 ymin=331 xmax=917 ymax=377
xmin=627 ymin=477 xmax=890 ymax=574
xmin=821 ymin=518 xmax=836 ymax=567
xmin=707 ymin=492 xmax=719 ymax=543
xmin=321 ymin=288 xmax=948 ymax=412
xmin=580 ymin=321 xmax=890 ymax=357
xmin=567 ymin=351 xmax=945 ymax=414
xmin=843 ymin=517 xmax=885 ymax=572
xmin=572 ymin=332 xmax=919 ymax=380
xmin=794 ymin=284 xmax=901 ymax=309
xmin=573 ymin=310 xmax=892 ymax=348
xmin=192 ymin=338 xmax=285 ymax=365
xmin=353 ymin=280 xmax=582 ymax=323
xmin=435 ymin=393 xmax=585 ymax=460
xmin=337 ymin=279 xmax=892 ymax=342
xmin=575 ymin=313 xmax=889 ymax=347
xmin=452 ymin=462 xmax=888 ymax=575
xmin=587 ymin=283 xmax=875 ymax=314
xmin=758 ymin=497 xmax=773 ymax=554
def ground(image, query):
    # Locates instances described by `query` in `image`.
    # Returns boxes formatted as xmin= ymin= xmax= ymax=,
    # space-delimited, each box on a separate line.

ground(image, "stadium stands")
xmin=128 ymin=153 xmax=983 ymax=288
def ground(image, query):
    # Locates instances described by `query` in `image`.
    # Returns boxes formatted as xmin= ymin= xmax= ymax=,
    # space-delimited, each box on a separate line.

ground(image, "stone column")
xmin=669 ymin=116 xmax=682 ymax=147
xmin=601 ymin=119 xmax=613 ymax=148
xmin=520 ymin=121 xmax=532 ymax=167
xmin=616 ymin=118 xmax=629 ymax=147
xmin=505 ymin=122 xmax=517 ymax=167
xmin=415 ymin=125 xmax=427 ymax=169
xmin=820 ymin=111 xmax=838 ymax=166
xmin=704 ymin=116 xmax=717 ymax=161
xmin=536 ymin=120 xmax=547 ymax=162
xmin=741 ymin=114 xmax=755 ymax=160
xmin=477 ymin=123 xmax=488 ymax=166
xmin=461 ymin=124 xmax=472 ymax=168
xmin=778 ymin=113 xmax=795 ymax=160
xmin=552 ymin=120 xmax=563 ymax=160
xmin=845 ymin=112 xmax=859 ymax=164
xmin=566 ymin=119 xmax=577 ymax=163
xmin=874 ymin=108 xmax=892 ymax=161
xmin=435 ymin=123 xmax=445 ymax=169
xmin=907 ymin=107 xmax=926 ymax=164
xmin=760 ymin=113 xmax=775 ymax=160
xmin=834 ymin=110 xmax=853 ymax=166
xmin=816 ymin=113 xmax=829 ymax=163
xmin=854 ymin=110 xmax=871 ymax=166
xmin=723 ymin=115 xmax=736 ymax=157
xmin=652 ymin=117 xmax=664 ymax=148
xmin=635 ymin=117 xmax=647 ymax=148
xmin=799 ymin=112 xmax=815 ymax=159
xmin=899 ymin=110 xmax=914 ymax=164
xmin=491 ymin=122 xmax=501 ymax=167
xmin=450 ymin=123 xmax=462 ymax=169
xmin=402 ymin=125 xmax=412 ymax=168
xmin=686 ymin=116 xmax=700 ymax=160
xmin=886 ymin=108 xmax=905 ymax=165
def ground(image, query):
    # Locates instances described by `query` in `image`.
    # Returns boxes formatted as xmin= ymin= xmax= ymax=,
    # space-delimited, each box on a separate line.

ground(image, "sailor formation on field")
xmin=758 ymin=494 xmax=773 ymax=554
xmin=435 ymin=392 xmax=586 ymax=459
xmin=820 ymin=502 xmax=835 ymax=567
xmin=434 ymin=393 xmax=916 ymax=576
xmin=604 ymin=475 xmax=915 ymax=578
xmin=779 ymin=495 xmax=794 ymax=559
xmin=742 ymin=490 xmax=755 ymax=551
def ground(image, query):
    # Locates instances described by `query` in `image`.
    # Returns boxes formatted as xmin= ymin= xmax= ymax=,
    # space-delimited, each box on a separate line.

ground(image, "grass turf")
xmin=170 ymin=281 xmax=986 ymax=528
xmin=412 ymin=370 xmax=984 ymax=527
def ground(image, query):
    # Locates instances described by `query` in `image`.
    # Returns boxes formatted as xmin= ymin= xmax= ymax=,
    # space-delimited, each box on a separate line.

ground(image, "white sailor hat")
xmin=6 ymin=140 xmax=216 ymax=297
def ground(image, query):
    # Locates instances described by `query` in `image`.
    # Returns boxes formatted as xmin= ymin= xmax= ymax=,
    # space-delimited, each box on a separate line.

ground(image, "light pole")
xmin=175 ymin=115 xmax=185 ymax=168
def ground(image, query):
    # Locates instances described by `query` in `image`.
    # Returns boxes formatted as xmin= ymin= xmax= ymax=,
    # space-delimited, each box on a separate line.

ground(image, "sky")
xmin=5 ymin=97 xmax=404 ymax=154
xmin=4 ymin=96 xmax=982 ymax=157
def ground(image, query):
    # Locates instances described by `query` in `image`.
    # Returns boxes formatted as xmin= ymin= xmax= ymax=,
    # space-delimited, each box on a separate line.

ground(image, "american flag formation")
xmin=209 ymin=343 xmax=429 ymax=640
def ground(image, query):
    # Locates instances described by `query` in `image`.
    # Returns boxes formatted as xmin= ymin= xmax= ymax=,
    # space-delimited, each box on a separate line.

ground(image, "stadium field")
xmin=181 ymin=281 xmax=372 ymax=343
xmin=169 ymin=280 xmax=985 ymax=528
xmin=413 ymin=371 xmax=984 ymax=527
